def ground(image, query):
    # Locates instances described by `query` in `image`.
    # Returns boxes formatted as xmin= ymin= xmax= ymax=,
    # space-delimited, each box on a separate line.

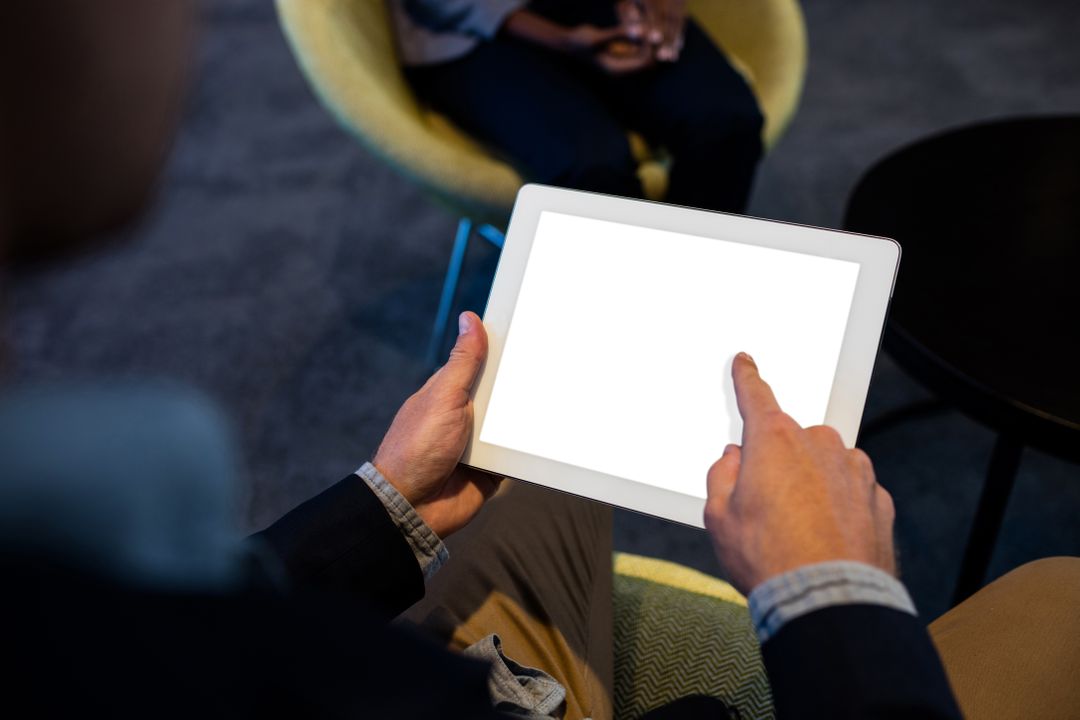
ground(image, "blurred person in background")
xmin=391 ymin=0 xmax=764 ymax=213
xmin=2 ymin=2 xmax=1078 ymax=719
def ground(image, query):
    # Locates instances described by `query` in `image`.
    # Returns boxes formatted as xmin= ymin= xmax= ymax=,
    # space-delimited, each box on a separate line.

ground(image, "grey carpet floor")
xmin=8 ymin=0 xmax=1080 ymax=621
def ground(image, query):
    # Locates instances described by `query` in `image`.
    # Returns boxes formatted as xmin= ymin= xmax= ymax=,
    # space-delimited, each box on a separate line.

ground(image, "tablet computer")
xmin=464 ymin=184 xmax=900 ymax=528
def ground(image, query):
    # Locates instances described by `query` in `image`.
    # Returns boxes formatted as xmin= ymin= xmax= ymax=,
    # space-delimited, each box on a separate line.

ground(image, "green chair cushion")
xmin=613 ymin=554 xmax=774 ymax=719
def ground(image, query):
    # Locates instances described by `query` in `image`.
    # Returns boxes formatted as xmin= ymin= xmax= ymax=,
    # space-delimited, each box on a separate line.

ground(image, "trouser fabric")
xmin=930 ymin=556 xmax=1080 ymax=720
xmin=403 ymin=480 xmax=615 ymax=720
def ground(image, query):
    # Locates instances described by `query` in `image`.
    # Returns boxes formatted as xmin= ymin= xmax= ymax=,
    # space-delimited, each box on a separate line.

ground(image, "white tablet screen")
xmin=479 ymin=211 xmax=861 ymax=500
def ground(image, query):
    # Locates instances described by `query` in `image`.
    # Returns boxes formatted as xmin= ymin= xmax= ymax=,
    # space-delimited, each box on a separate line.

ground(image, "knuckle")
xmin=848 ymin=448 xmax=874 ymax=475
xmin=878 ymin=485 xmax=896 ymax=517
xmin=707 ymin=453 xmax=734 ymax=477
xmin=807 ymin=424 xmax=843 ymax=447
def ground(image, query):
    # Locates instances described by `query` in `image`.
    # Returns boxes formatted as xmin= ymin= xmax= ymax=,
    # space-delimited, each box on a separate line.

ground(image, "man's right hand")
xmin=704 ymin=353 xmax=898 ymax=595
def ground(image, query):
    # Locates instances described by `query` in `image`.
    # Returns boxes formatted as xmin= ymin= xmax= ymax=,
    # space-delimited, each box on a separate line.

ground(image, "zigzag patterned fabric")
xmin=613 ymin=559 xmax=775 ymax=719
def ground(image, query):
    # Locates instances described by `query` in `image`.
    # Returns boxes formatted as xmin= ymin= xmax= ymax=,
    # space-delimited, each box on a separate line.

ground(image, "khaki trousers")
xmin=403 ymin=480 xmax=614 ymax=720
xmin=405 ymin=480 xmax=1080 ymax=720
xmin=930 ymin=556 xmax=1080 ymax=719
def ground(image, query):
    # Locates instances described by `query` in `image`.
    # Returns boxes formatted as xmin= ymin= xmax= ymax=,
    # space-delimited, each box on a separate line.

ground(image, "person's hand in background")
xmin=561 ymin=22 xmax=636 ymax=55
xmin=592 ymin=40 xmax=655 ymax=75
xmin=630 ymin=0 xmax=688 ymax=62
xmin=503 ymin=7 xmax=654 ymax=75
xmin=373 ymin=311 xmax=501 ymax=539
xmin=504 ymin=10 xmax=636 ymax=63
xmin=704 ymin=353 xmax=898 ymax=594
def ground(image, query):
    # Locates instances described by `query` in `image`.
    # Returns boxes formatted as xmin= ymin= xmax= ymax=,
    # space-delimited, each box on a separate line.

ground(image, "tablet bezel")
xmin=463 ymin=184 xmax=900 ymax=529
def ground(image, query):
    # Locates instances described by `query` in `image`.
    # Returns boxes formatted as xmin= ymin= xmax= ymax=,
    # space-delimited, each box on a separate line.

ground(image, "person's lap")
xmin=587 ymin=20 xmax=764 ymax=211
xmin=406 ymin=38 xmax=643 ymax=199
xmin=929 ymin=556 xmax=1080 ymax=719
xmin=405 ymin=17 xmax=763 ymax=212
xmin=402 ymin=480 xmax=614 ymax=720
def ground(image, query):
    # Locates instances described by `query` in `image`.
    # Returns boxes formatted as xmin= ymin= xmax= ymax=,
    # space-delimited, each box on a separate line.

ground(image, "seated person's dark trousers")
xmin=405 ymin=1 xmax=764 ymax=214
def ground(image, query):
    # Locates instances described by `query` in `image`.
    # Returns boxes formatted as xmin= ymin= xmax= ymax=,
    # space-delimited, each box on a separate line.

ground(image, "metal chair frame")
xmin=427 ymin=218 xmax=505 ymax=366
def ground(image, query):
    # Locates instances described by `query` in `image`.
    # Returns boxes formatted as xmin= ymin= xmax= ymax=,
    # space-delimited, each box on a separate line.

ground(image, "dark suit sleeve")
xmin=252 ymin=474 xmax=424 ymax=618
xmin=761 ymin=605 xmax=962 ymax=719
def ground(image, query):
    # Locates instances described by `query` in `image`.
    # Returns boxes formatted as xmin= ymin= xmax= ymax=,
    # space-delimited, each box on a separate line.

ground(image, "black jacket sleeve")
xmin=252 ymin=474 xmax=424 ymax=618
xmin=761 ymin=605 xmax=962 ymax=719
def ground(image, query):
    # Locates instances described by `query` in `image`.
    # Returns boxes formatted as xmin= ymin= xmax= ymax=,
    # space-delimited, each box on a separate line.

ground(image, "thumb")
xmin=439 ymin=311 xmax=488 ymax=392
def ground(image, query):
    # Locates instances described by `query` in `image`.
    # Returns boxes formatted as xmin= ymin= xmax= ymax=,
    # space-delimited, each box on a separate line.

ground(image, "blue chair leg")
xmin=476 ymin=223 xmax=505 ymax=249
xmin=427 ymin=217 xmax=472 ymax=366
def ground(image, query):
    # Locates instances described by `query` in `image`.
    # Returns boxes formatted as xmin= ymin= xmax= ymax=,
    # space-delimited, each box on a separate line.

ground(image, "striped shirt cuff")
xmin=748 ymin=561 xmax=917 ymax=643
xmin=355 ymin=461 xmax=449 ymax=582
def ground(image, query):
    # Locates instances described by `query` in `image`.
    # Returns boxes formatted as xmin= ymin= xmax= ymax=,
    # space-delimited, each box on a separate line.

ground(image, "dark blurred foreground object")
xmin=0 ymin=0 xmax=195 ymax=266
xmin=845 ymin=116 xmax=1080 ymax=605
xmin=0 ymin=385 xmax=503 ymax=719
xmin=0 ymin=385 xmax=241 ymax=590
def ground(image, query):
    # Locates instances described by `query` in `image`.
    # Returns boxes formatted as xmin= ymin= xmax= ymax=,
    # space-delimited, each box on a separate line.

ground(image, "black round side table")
xmin=844 ymin=116 xmax=1080 ymax=605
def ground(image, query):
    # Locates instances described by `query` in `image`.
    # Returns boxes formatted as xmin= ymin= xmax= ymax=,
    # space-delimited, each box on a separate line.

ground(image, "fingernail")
xmin=458 ymin=312 xmax=472 ymax=336
xmin=736 ymin=352 xmax=755 ymax=366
